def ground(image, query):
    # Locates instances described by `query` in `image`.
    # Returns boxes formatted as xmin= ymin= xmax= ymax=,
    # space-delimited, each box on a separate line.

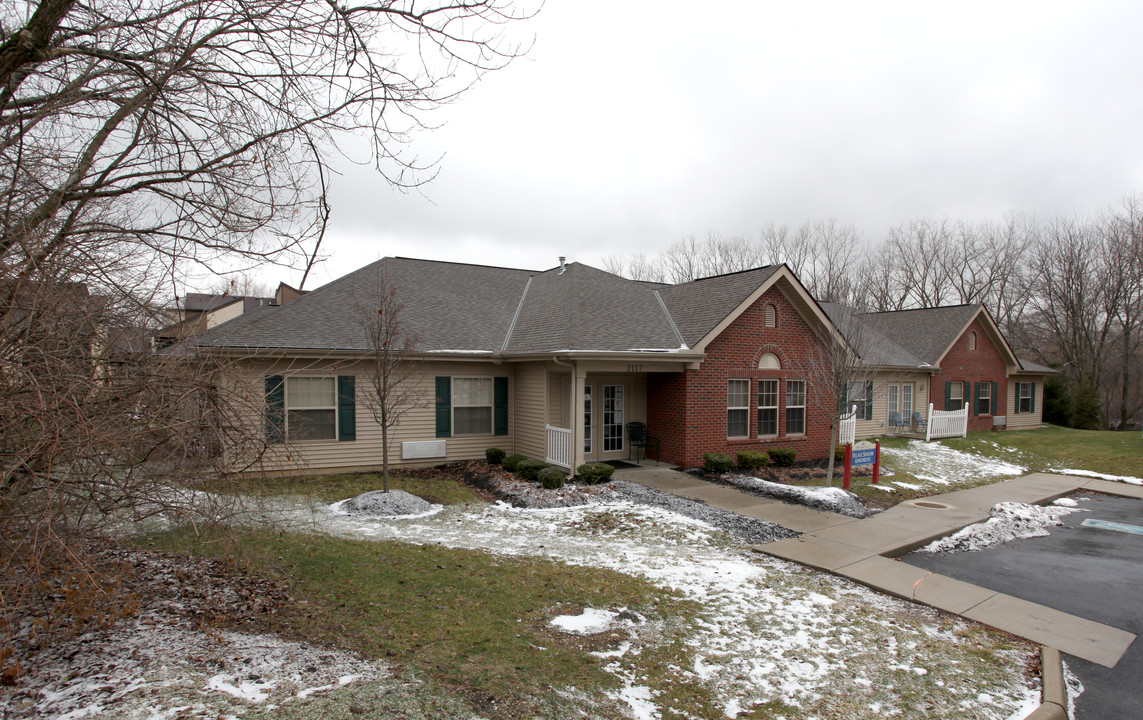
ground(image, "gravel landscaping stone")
xmin=340 ymin=489 xmax=435 ymax=517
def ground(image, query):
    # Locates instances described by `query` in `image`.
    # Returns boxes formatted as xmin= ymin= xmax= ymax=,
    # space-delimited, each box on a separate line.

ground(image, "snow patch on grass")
xmin=721 ymin=475 xmax=869 ymax=517
xmin=290 ymin=498 xmax=1035 ymax=719
xmin=883 ymin=441 xmax=1025 ymax=491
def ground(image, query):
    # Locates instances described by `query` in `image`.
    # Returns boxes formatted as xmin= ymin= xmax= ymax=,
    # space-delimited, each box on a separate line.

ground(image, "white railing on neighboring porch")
xmin=926 ymin=402 xmax=969 ymax=441
xmin=546 ymin=425 xmax=572 ymax=468
xmin=838 ymin=404 xmax=857 ymax=445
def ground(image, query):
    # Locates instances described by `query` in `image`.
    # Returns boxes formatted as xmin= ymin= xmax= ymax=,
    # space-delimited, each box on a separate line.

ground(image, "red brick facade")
xmin=930 ymin=318 xmax=1010 ymax=432
xmin=647 ymin=287 xmax=834 ymax=468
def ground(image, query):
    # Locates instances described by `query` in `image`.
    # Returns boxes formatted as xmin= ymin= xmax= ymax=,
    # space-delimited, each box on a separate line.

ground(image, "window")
xmin=758 ymin=353 xmax=780 ymax=370
xmin=845 ymin=381 xmax=873 ymax=420
xmin=757 ymin=379 xmax=778 ymax=436
xmin=764 ymin=304 xmax=777 ymax=328
xmin=453 ymin=377 xmax=493 ymax=435
xmin=888 ymin=384 xmax=899 ymax=418
xmin=436 ymin=376 xmax=507 ymax=438
xmin=786 ymin=380 xmax=806 ymax=435
xmin=287 ymin=376 xmax=337 ymax=440
xmin=946 ymin=381 xmax=964 ymax=410
xmin=969 ymin=332 xmax=977 ymax=350
xmin=975 ymin=381 xmax=992 ymax=416
xmin=1017 ymin=382 xmax=1034 ymax=414
xmin=728 ymin=379 xmax=749 ymax=437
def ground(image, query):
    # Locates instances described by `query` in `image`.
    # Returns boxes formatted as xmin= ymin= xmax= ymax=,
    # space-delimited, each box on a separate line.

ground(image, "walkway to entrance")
xmin=612 ymin=462 xmax=1140 ymax=670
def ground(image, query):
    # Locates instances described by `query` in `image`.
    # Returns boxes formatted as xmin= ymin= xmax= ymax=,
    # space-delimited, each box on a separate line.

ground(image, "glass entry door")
xmin=583 ymin=382 xmax=625 ymax=461
xmin=602 ymin=385 xmax=624 ymax=453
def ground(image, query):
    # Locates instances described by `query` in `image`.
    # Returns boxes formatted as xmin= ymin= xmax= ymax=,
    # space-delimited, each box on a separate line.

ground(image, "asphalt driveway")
xmin=903 ymin=493 xmax=1143 ymax=719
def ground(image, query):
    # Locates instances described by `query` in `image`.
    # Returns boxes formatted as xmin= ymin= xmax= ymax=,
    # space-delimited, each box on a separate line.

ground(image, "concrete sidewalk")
xmin=615 ymin=462 xmax=1141 ymax=668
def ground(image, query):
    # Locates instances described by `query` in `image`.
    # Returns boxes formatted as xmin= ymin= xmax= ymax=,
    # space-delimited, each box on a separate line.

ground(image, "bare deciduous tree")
xmin=802 ymin=302 xmax=885 ymax=486
xmin=354 ymin=270 xmax=421 ymax=491
xmin=0 ymin=0 xmax=529 ymax=672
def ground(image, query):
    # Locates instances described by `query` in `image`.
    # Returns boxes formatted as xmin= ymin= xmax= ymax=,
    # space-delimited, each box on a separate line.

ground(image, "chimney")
xmin=558 ymin=256 xmax=566 ymax=274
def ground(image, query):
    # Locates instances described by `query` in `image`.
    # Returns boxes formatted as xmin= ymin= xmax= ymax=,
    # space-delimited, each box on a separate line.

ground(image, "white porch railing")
xmin=546 ymin=424 xmax=572 ymax=468
xmin=926 ymin=402 xmax=969 ymax=441
xmin=838 ymin=404 xmax=857 ymax=445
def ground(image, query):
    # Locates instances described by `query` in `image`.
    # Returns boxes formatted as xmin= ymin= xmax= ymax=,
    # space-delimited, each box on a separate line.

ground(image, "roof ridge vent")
xmin=558 ymin=256 xmax=566 ymax=274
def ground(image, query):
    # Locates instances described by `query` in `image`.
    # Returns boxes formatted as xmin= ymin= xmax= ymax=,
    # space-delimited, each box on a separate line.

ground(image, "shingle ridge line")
xmin=501 ymin=275 xmax=533 ymax=352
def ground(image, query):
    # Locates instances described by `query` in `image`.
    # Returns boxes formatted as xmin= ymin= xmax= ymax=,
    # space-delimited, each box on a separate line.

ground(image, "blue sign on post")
xmin=851 ymin=448 xmax=876 ymax=466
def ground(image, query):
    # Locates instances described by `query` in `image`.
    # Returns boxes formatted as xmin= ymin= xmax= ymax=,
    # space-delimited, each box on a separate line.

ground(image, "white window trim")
xmin=786 ymin=379 xmax=806 ymax=436
xmin=949 ymin=381 xmax=964 ymax=405
xmin=977 ymin=381 xmax=992 ymax=415
xmin=286 ymin=376 xmax=337 ymax=442
xmin=757 ymin=378 xmax=779 ymax=438
xmin=602 ymin=384 xmax=624 ymax=453
xmin=1018 ymin=382 xmax=1034 ymax=413
xmin=453 ymin=377 xmax=494 ymax=436
xmin=728 ymin=378 xmax=750 ymax=438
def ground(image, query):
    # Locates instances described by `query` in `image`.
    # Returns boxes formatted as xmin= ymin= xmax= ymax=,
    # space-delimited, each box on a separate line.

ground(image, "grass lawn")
xmin=941 ymin=425 xmax=1143 ymax=477
xmin=213 ymin=469 xmax=485 ymax=505
xmin=788 ymin=426 xmax=1141 ymax=508
xmin=146 ymin=526 xmax=706 ymax=720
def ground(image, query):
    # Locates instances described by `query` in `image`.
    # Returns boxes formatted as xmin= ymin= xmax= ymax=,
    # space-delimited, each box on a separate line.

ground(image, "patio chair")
xmin=626 ymin=421 xmax=660 ymax=464
xmin=912 ymin=411 xmax=928 ymax=432
xmin=888 ymin=411 xmax=909 ymax=434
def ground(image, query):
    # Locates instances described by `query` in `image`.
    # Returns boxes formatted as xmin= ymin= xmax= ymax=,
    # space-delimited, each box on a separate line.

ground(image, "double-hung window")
xmin=727 ymin=379 xmax=749 ymax=437
xmin=1017 ymin=382 xmax=1034 ymax=413
xmin=286 ymin=377 xmax=337 ymax=440
xmin=948 ymin=381 xmax=964 ymax=410
xmin=757 ymin=379 xmax=778 ymax=437
xmin=976 ymin=381 xmax=992 ymax=416
xmin=786 ymin=380 xmax=806 ymax=435
xmin=453 ymin=378 xmax=494 ymax=435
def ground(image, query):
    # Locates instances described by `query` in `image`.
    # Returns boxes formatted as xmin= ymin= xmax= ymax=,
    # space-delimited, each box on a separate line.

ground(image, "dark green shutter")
xmin=991 ymin=381 xmax=999 ymax=415
xmin=973 ymin=382 xmax=982 ymax=416
xmin=337 ymin=375 xmax=356 ymax=441
xmin=864 ymin=381 xmax=873 ymax=420
xmin=435 ymin=376 xmax=451 ymax=437
xmin=839 ymin=382 xmax=849 ymax=414
xmin=1029 ymin=382 xmax=1036 ymax=413
xmin=1013 ymin=382 xmax=1021 ymax=414
xmin=265 ymin=375 xmax=285 ymax=443
xmin=494 ymin=377 xmax=509 ymax=436
xmin=945 ymin=381 xmax=953 ymax=411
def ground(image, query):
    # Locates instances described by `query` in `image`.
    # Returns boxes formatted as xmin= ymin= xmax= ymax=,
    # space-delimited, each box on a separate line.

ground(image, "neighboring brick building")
xmin=188 ymin=257 xmax=1049 ymax=475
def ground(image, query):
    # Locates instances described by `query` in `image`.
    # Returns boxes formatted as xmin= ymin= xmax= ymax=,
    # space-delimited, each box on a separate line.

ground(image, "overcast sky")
xmin=285 ymin=0 xmax=1143 ymax=290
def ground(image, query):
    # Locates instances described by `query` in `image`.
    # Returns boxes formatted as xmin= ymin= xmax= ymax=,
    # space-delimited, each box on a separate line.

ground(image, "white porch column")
xmin=571 ymin=361 xmax=587 ymax=471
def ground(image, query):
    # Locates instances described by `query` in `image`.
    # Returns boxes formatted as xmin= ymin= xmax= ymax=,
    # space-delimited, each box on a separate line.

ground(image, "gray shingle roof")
xmin=191 ymin=258 xmax=534 ymax=352
xmin=818 ymin=302 xmax=926 ymax=367
xmin=857 ymin=304 xmax=982 ymax=365
xmin=192 ymin=258 xmax=790 ymax=356
xmin=505 ymin=263 xmax=683 ymax=352
xmin=1017 ymin=358 xmax=1056 ymax=374
xmin=657 ymin=266 xmax=780 ymax=347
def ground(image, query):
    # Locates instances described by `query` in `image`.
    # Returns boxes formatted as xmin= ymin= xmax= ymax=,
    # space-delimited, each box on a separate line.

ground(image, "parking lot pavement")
xmin=903 ymin=493 xmax=1143 ymax=719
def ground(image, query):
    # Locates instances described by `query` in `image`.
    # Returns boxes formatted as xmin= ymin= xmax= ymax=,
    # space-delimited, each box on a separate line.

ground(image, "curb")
xmin=1023 ymin=646 xmax=1068 ymax=720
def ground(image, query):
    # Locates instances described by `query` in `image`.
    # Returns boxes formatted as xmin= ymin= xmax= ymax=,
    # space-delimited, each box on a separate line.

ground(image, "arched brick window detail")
xmin=758 ymin=352 xmax=781 ymax=370
xmin=969 ymin=331 xmax=977 ymax=350
xmin=764 ymin=304 xmax=777 ymax=328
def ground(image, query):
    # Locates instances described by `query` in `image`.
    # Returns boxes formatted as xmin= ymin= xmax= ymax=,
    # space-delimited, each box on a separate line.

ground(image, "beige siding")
xmin=514 ymin=361 xmax=548 ymax=460
xmin=853 ymin=372 xmax=931 ymax=440
xmin=547 ymin=372 xmax=572 ymax=427
xmin=1008 ymin=378 xmax=1045 ymax=430
xmin=233 ymin=358 xmax=518 ymax=475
